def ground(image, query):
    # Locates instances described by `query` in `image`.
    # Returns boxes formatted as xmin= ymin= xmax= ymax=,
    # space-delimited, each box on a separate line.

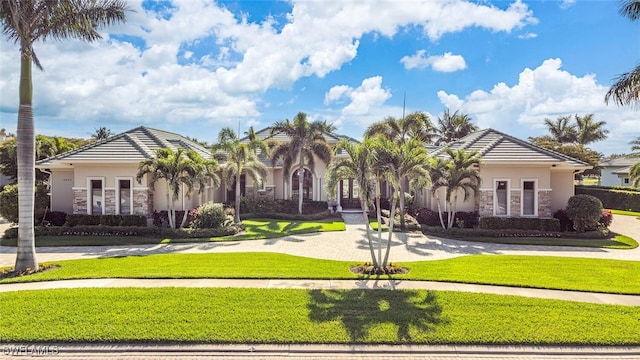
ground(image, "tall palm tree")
xmin=630 ymin=162 xmax=640 ymax=187
xmin=630 ymin=137 xmax=640 ymax=152
xmin=325 ymin=138 xmax=377 ymax=266
xmin=575 ymin=114 xmax=608 ymax=145
xmin=430 ymin=148 xmax=482 ymax=229
xmin=270 ymin=112 xmax=335 ymax=214
xmin=434 ymin=109 xmax=478 ymax=146
xmin=136 ymin=147 xmax=219 ymax=229
xmin=544 ymin=116 xmax=577 ymax=144
xmin=364 ymin=112 xmax=433 ymax=229
xmin=213 ymin=127 xmax=268 ymax=224
xmin=606 ymin=1 xmax=640 ymax=106
xmin=1 ymin=0 xmax=128 ymax=272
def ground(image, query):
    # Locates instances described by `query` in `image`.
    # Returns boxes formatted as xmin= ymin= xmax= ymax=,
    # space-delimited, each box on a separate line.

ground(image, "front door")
xmin=340 ymin=179 xmax=360 ymax=209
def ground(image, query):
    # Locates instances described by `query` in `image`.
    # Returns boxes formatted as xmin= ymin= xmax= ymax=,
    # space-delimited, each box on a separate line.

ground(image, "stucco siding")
xmin=50 ymin=170 xmax=74 ymax=214
xmin=550 ymin=169 xmax=575 ymax=212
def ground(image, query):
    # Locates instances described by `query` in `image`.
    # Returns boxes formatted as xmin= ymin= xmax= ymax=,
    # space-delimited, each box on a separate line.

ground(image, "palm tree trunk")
xmin=399 ymin=180 xmax=406 ymax=230
xmin=234 ymin=172 xmax=241 ymax=224
xmin=434 ymin=191 xmax=446 ymax=229
xmin=361 ymin=197 xmax=377 ymax=267
xmin=376 ymin=179 xmax=383 ymax=266
xmin=382 ymin=193 xmax=397 ymax=267
xmin=298 ymin=154 xmax=304 ymax=214
xmin=15 ymin=55 xmax=37 ymax=272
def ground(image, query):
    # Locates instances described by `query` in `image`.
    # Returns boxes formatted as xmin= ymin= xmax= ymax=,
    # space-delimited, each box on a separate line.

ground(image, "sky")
xmin=0 ymin=0 xmax=639 ymax=155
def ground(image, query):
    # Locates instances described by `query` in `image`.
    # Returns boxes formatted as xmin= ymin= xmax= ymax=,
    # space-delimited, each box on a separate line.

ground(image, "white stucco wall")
xmin=50 ymin=170 xmax=74 ymax=214
xmin=550 ymin=169 xmax=576 ymax=212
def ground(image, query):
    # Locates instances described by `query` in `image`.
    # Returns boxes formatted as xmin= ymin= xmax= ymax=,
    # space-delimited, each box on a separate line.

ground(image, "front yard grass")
xmin=0 ymin=218 xmax=346 ymax=247
xmin=609 ymin=209 xmax=640 ymax=218
xmin=427 ymin=233 xmax=638 ymax=250
xmin=3 ymin=253 xmax=639 ymax=295
xmin=1 ymin=287 xmax=639 ymax=345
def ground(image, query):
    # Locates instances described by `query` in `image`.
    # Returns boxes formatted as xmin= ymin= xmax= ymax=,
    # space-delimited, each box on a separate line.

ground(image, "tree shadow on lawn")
xmin=307 ymin=286 xmax=446 ymax=343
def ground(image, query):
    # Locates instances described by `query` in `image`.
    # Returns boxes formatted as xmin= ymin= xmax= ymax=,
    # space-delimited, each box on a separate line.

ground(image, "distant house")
xmin=36 ymin=126 xmax=360 ymax=217
xmin=599 ymin=155 xmax=639 ymax=187
xmin=414 ymin=129 xmax=592 ymax=218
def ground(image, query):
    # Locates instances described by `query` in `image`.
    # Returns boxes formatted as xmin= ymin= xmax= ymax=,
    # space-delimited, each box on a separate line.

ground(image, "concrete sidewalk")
xmin=2 ymin=277 xmax=639 ymax=306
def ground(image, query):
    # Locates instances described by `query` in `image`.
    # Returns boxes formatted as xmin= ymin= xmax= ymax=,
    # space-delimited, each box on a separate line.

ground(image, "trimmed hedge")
xmin=414 ymin=208 xmax=479 ymax=228
xmin=422 ymin=226 xmax=607 ymax=239
xmin=2 ymin=225 xmax=237 ymax=239
xmin=243 ymin=210 xmax=337 ymax=221
xmin=479 ymin=217 xmax=562 ymax=232
xmin=65 ymin=214 xmax=148 ymax=227
xmin=576 ymin=185 xmax=640 ymax=212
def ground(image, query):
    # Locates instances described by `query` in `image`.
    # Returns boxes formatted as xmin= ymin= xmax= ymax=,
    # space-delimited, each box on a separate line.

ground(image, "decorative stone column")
xmin=538 ymin=190 xmax=553 ymax=217
xmin=478 ymin=190 xmax=493 ymax=217
xmin=73 ymin=189 xmax=87 ymax=214
xmin=510 ymin=190 xmax=520 ymax=217
xmin=105 ymin=189 xmax=116 ymax=215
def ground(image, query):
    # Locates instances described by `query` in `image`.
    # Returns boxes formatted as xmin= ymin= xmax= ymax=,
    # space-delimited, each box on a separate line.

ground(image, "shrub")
xmin=553 ymin=209 xmax=574 ymax=232
xmin=190 ymin=202 xmax=230 ymax=229
xmin=65 ymin=214 xmax=147 ymax=227
xmin=575 ymin=185 xmax=640 ymax=212
xmin=2 ymin=225 xmax=237 ymax=239
xmin=414 ymin=208 xmax=478 ymax=228
xmin=44 ymin=211 xmax=67 ymax=226
xmin=479 ymin=217 xmax=562 ymax=232
xmin=152 ymin=210 xmax=189 ymax=228
xmin=565 ymin=194 xmax=603 ymax=232
xmin=239 ymin=197 xmax=329 ymax=215
xmin=599 ymin=209 xmax=613 ymax=228
xmin=0 ymin=184 xmax=50 ymax=224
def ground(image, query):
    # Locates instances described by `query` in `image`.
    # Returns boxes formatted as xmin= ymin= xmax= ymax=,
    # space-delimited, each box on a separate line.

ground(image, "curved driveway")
xmin=0 ymin=214 xmax=639 ymax=267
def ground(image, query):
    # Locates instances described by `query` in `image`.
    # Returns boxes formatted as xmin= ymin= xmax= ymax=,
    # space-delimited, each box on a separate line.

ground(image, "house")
xmin=35 ymin=126 xmax=222 ymax=217
xmin=599 ymin=155 xmax=639 ymax=187
xmin=414 ymin=129 xmax=592 ymax=218
xmin=36 ymin=125 xmax=360 ymax=217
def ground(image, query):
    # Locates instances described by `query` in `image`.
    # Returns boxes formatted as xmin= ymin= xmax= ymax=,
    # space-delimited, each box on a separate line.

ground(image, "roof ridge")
xmin=124 ymin=133 xmax=153 ymax=159
xmin=142 ymin=127 xmax=172 ymax=149
xmin=35 ymin=128 xmax=137 ymax=164
xmin=479 ymin=135 xmax=503 ymax=156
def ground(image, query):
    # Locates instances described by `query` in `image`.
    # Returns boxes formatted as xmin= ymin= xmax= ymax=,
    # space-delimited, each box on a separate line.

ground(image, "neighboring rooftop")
xmin=599 ymin=154 xmax=640 ymax=167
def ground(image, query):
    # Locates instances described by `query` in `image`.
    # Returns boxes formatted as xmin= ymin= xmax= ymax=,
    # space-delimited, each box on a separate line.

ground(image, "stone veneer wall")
xmin=510 ymin=190 xmax=520 ymax=217
xmin=73 ymin=189 xmax=87 ymax=214
xmin=538 ymin=190 xmax=552 ymax=217
xmin=104 ymin=189 xmax=116 ymax=215
xmin=133 ymin=189 xmax=152 ymax=217
xmin=478 ymin=190 xmax=493 ymax=216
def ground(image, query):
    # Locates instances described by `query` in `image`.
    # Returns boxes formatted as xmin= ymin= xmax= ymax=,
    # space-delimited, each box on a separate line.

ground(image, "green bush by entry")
xmin=565 ymin=194 xmax=603 ymax=232
xmin=2 ymin=225 xmax=237 ymax=239
xmin=479 ymin=216 xmax=561 ymax=231
xmin=576 ymin=185 xmax=640 ymax=212
xmin=0 ymin=184 xmax=49 ymax=224
xmin=190 ymin=202 xmax=231 ymax=229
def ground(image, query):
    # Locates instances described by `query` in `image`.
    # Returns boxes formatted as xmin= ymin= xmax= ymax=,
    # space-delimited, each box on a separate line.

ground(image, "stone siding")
xmin=478 ymin=190 xmax=493 ymax=216
xmin=133 ymin=189 xmax=152 ymax=217
xmin=104 ymin=189 xmax=116 ymax=215
xmin=73 ymin=189 xmax=87 ymax=214
xmin=538 ymin=190 xmax=552 ymax=217
xmin=510 ymin=190 xmax=520 ymax=217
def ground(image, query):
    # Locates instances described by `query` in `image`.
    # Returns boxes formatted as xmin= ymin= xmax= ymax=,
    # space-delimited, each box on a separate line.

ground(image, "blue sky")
xmin=0 ymin=0 xmax=639 ymax=155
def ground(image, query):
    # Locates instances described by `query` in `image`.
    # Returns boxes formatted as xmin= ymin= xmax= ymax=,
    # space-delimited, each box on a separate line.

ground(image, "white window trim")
xmin=520 ymin=178 xmax=538 ymax=217
xmin=87 ymin=177 xmax=105 ymax=215
xmin=493 ymin=178 xmax=510 ymax=217
xmin=115 ymin=177 xmax=134 ymax=215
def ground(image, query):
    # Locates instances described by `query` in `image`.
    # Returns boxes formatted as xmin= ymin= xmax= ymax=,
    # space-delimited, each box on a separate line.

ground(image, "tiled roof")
xmin=36 ymin=126 xmax=211 ymax=167
xmin=599 ymin=154 xmax=640 ymax=167
xmin=430 ymin=128 xmax=591 ymax=168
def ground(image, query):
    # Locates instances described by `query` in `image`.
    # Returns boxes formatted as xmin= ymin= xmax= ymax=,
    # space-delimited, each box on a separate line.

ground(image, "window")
xmin=89 ymin=178 xmax=104 ymax=215
xmin=624 ymin=178 xmax=630 ymax=185
xmin=495 ymin=180 xmax=508 ymax=216
xmin=118 ymin=179 xmax=132 ymax=215
xmin=522 ymin=180 xmax=536 ymax=216
xmin=292 ymin=169 xmax=313 ymax=200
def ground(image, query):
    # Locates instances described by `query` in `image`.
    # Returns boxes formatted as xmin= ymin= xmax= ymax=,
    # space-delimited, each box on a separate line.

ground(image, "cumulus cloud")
xmin=401 ymin=51 xmax=467 ymax=72
xmin=518 ymin=32 xmax=537 ymax=39
xmin=560 ymin=0 xmax=577 ymax=10
xmin=436 ymin=58 xmax=639 ymax=155
xmin=325 ymin=76 xmax=392 ymax=116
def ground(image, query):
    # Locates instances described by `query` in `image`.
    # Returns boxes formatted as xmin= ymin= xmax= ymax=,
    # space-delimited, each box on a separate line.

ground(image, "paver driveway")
xmin=0 ymin=213 xmax=639 ymax=267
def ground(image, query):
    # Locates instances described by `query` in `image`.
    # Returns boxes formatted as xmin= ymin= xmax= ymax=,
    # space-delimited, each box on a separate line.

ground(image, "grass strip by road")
xmin=1 ymin=288 xmax=639 ymax=345
xmin=3 ymin=253 xmax=639 ymax=295
xmin=0 ymin=218 xmax=346 ymax=247
xmin=609 ymin=209 xmax=640 ymax=218
xmin=425 ymin=233 xmax=638 ymax=250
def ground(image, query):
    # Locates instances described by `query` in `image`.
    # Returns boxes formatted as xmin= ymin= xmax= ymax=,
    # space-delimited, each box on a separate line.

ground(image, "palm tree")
xmin=630 ymin=137 xmax=640 ymax=152
xmin=434 ymin=109 xmax=478 ymax=146
xmin=544 ymin=116 xmax=577 ymax=144
xmin=430 ymin=148 xmax=481 ymax=229
xmin=630 ymin=162 xmax=640 ymax=187
xmin=575 ymin=114 xmax=608 ymax=145
xmin=0 ymin=0 xmax=128 ymax=272
xmin=270 ymin=112 xmax=335 ymax=214
xmin=213 ymin=127 xmax=268 ymax=224
xmin=136 ymin=147 xmax=219 ymax=229
xmin=325 ymin=138 xmax=377 ymax=266
xmin=364 ymin=112 xmax=433 ymax=229
xmin=605 ymin=1 xmax=640 ymax=106
xmin=91 ymin=127 xmax=114 ymax=140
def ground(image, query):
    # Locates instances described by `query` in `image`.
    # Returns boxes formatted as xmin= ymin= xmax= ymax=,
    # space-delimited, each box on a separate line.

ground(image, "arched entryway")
xmin=291 ymin=168 xmax=313 ymax=200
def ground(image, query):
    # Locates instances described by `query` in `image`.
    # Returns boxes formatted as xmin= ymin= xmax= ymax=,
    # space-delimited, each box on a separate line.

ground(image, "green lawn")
xmin=1 ymin=288 xmax=638 ymax=344
xmin=0 ymin=218 xmax=346 ymax=247
xmin=3 ymin=253 xmax=639 ymax=294
xmin=609 ymin=209 xmax=640 ymax=217
xmin=426 ymin=233 xmax=638 ymax=249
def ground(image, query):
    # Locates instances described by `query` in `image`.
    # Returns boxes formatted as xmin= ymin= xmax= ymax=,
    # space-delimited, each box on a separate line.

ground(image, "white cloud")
xmin=518 ymin=32 xmax=537 ymax=39
xmin=325 ymin=76 xmax=392 ymax=116
xmin=401 ymin=51 xmax=467 ymax=72
xmin=436 ymin=58 xmax=640 ymax=155
xmin=560 ymin=0 xmax=577 ymax=10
